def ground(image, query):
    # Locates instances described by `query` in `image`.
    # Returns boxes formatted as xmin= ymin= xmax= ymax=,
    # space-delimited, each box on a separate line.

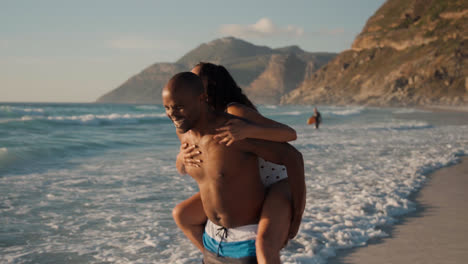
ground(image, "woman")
xmin=173 ymin=62 xmax=305 ymax=264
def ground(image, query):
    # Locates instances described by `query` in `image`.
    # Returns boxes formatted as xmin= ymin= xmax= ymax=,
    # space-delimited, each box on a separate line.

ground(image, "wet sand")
xmin=328 ymin=156 xmax=468 ymax=264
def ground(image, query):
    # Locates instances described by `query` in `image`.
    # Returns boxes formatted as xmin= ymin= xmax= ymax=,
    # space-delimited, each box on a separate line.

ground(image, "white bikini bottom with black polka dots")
xmin=258 ymin=157 xmax=288 ymax=187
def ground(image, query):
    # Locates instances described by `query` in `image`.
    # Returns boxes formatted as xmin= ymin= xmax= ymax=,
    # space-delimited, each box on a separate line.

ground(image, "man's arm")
xmin=233 ymin=139 xmax=306 ymax=239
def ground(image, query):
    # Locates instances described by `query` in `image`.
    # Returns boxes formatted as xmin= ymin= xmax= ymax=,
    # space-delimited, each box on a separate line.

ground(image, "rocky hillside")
xmin=97 ymin=37 xmax=336 ymax=104
xmin=282 ymin=0 xmax=468 ymax=106
xmin=244 ymin=53 xmax=306 ymax=104
xmin=97 ymin=63 xmax=186 ymax=104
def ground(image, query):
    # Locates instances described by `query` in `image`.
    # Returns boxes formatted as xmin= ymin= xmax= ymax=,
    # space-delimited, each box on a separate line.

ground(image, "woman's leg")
xmin=172 ymin=192 xmax=207 ymax=252
xmin=256 ymin=180 xmax=292 ymax=264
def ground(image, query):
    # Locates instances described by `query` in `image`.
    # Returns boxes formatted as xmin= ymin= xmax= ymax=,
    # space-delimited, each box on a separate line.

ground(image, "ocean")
xmin=1 ymin=103 xmax=467 ymax=264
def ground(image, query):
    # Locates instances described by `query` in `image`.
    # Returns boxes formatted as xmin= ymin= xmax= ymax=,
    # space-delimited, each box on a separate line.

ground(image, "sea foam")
xmin=1 ymin=104 xmax=467 ymax=264
xmin=4 ymin=113 xmax=168 ymax=125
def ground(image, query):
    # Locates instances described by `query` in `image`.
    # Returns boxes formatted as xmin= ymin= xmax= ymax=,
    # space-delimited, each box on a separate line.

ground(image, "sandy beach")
xmin=328 ymin=156 xmax=468 ymax=264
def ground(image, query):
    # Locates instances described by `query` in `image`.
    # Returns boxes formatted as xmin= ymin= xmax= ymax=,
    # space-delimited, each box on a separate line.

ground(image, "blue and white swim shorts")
xmin=203 ymin=219 xmax=258 ymax=260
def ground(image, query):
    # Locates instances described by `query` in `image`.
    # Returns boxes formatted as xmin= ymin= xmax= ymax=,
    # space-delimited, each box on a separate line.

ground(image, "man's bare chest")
xmin=183 ymin=135 xmax=254 ymax=182
xmin=182 ymin=135 xmax=227 ymax=179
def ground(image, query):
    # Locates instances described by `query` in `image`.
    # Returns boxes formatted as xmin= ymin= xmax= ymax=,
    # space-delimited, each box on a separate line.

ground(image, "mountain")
xmin=244 ymin=53 xmax=306 ymax=104
xmin=97 ymin=63 xmax=186 ymax=104
xmin=176 ymin=37 xmax=272 ymax=68
xmin=96 ymin=37 xmax=336 ymax=104
xmin=281 ymin=0 xmax=468 ymax=106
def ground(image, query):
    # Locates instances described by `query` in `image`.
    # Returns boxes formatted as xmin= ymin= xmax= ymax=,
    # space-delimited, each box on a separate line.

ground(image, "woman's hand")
xmin=213 ymin=119 xmax=251 ymax=146
xmin=179 ymin=143 xmax=202 ymax=168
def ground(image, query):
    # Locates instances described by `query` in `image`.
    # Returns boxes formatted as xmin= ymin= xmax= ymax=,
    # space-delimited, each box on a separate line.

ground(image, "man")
xmin=163 ymin=72 xmax=305 ymax=264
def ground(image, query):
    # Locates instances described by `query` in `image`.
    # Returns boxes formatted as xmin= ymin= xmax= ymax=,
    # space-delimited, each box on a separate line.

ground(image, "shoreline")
xmin=419 ymin=105 xmax=468 ymax=113
xmin=328 ymin=156 xmax=468 ymax=264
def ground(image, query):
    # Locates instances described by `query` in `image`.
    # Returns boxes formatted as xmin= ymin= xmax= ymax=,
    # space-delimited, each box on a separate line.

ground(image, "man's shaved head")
xmin=164 ymin=72 xmax=204 ymax=96
xmin=162 ymin=72 xmax=206 ymax=133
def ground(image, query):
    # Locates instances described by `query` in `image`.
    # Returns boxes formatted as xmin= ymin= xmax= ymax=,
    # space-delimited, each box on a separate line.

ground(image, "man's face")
xmin=162 ymin=87 xmax=201 ymax=133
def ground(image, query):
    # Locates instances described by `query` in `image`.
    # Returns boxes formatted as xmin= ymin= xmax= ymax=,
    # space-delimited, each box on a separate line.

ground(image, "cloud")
xmin=219 ymin=18 xmax=304 ymax=38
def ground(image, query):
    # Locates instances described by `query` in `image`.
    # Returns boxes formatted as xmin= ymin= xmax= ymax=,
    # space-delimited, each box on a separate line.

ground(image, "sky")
xmin=1 ymin=0 xmax=386 ymax=103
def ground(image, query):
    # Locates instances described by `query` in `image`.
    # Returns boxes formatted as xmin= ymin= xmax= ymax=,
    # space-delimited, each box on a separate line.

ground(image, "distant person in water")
xmin=309 ymin=107 xmax=321 ymax=129
xmin=164 ymin=72 xmax=305 ymax=264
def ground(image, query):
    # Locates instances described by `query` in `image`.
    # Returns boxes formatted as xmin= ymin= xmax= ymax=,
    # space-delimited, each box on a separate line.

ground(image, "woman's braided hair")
xmin=195 ymin=62 xmax=257 ymax=112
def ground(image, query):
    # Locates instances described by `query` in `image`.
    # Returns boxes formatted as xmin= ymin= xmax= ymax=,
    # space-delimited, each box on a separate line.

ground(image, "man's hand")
xmin=180 ymin=143 xmax=202 ymax=168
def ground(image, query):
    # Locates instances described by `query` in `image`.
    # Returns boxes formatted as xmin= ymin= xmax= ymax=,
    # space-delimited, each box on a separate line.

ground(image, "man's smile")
xmin=172 ymin=118 xmax=185 ymax=127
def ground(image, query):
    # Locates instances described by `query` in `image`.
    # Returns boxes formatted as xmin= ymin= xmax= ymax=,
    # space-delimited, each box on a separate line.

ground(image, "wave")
xmin=276 ymin=111 xmax=302 ymax=116
xmin=2 ymin=113 xmax=169 ymax=126
xmin=0 ymin=147 xmax=15 ymax=173
xmin=327 ymin=107 xmax=364 ymax=116
xmin=43 ymin=113 xmax=168 ymax=125
xmin=262 ymin=105 xmax=278 ymax=109
xmin=0 ymin=105 xmax=46 ymax=117
xmin=287 ymin=126 xmax=468 ymax=263
xmin=392 ymin=108 xmax=428 ymax=114
xmin=135 ymin=105 xmax=159 ymax=110
xmin=366 ymin=121 xmax=433 ymax=131
xmin=0 ymin=147 xmax=7 ymax=156
xmin=2 ymin=104 xmax=467 ymax=263
xmin=0 ymin=139 xmax=128 ymax=175
xmin=0 ymin=118 xmax=21 ymax=124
